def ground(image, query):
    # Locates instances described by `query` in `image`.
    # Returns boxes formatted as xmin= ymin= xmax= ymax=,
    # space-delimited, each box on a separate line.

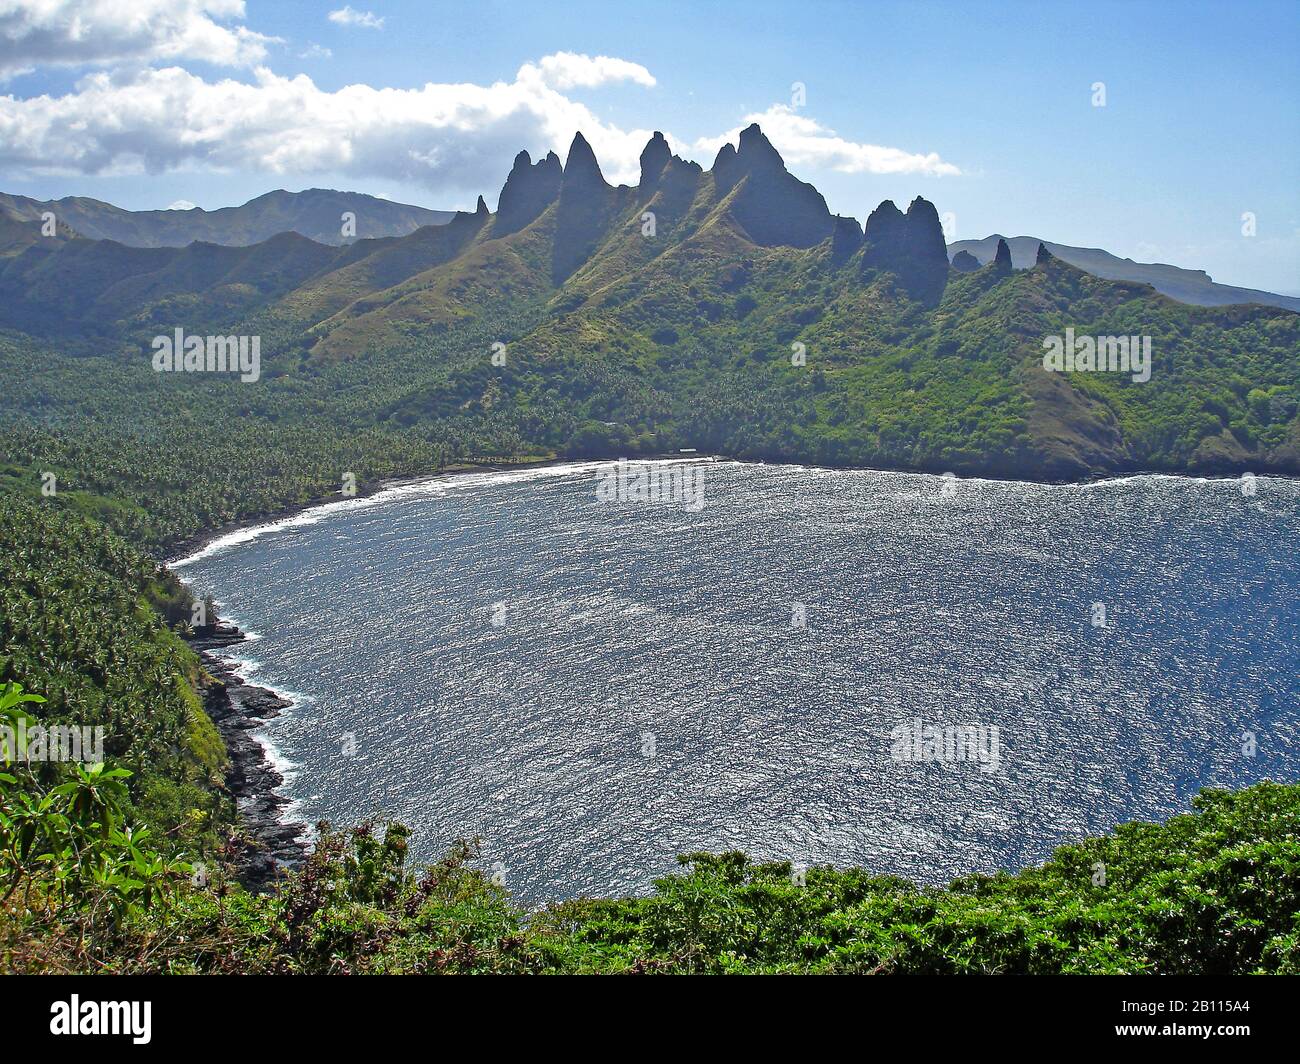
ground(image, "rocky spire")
xmin=904 ymin=197 xmax=948 ymax=266
xmin=639 ymin=131 xmax=672 ymax=189
xmin=863 ymin=200 xmax=908 ymax=260
xmin=831 ymin=215 xmax=864 ymax=264
xmin=475 ymin=195 xmax=488 ymax=216
xmin=709 ymin=123 xmax=833 ymax=248
xmin=736 ymin=123 xmax=785 ymax=172
xmin=992 ymin=237 xmax=1013 ymax=273
xmin=495 ymin=148 xmax=563 ymax=235
xmin=1035 ymin=241 xmax=1054 ymax=266
xmin=561 ymin=132 xmax=608 ymax=196
xmin=861 ymin=196 xmax=950 ymax=302
xmin=711 ymin=142 xmax=740 ymax=191
xmin=552 ymin=133 xmax=617 ymax=284
xmin=951 ymin=249 xmax=981 ymax=272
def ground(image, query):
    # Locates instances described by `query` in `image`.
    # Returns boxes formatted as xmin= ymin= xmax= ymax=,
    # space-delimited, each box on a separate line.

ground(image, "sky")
xmin=1 ymin=0 xmax=1297 ymax=293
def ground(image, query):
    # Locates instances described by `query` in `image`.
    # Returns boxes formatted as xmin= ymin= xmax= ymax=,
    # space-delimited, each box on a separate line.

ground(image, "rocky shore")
xmin=190 ymin=622 xmax=308 ymax=889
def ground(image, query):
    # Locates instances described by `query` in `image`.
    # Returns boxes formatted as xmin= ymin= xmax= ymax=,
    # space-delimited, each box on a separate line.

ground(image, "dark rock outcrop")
xmin=862 ymin=200 xmax=908 ymax=263
xmin=635 ymin=135 xmax=705 ymax=245
xmin=903 ymin=197 xmax=950 ymax=288
xmin=1036 ymin=241 xmax=1054 ymax=266
xmin=552 ymin=132 xmax=619 ymax=282
xmin=559 ymin=132 xmax=609 ymax=198
xmin=475 ymin=195 xmax=488 ymax=216
xmin=639 ymin=131 xmax=672 ymax=189
xmin=862 ymin=195 xmax=950 ymax=302
xmin=711 ymin=123 xmax=835 ymax=248
xmin=831 ymin=215 xmax=864 ymax=264
xmin=494 ymin=149 xmax=563 ymax=235
xmin=951 ymin=249 xmax=981 ymax=272
xmin=190 ymin=622 xmax=307 ymax=890
xmin=991 ymin=237 xmax=1013 ymax=273
xmin=711 ymin=142 xmax=740 ymax=190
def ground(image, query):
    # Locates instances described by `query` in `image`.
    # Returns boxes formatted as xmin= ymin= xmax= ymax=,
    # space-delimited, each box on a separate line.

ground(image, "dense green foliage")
xmin=0 ymin=498 xmax=225 ymax=842
xmin=4 ymin=782 xmax=1296 ymax=974
xmin=1 ymin=681 xmax=194 ymax=965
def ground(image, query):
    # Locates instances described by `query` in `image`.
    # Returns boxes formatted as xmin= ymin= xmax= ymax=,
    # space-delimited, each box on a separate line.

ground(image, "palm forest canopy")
xmin=0 ymin=124 xmax=1297 ymax=975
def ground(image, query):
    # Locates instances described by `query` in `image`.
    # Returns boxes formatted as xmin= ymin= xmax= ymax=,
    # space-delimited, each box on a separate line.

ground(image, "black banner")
xmin=2 ymin=974 xmax=1287 ymax=1050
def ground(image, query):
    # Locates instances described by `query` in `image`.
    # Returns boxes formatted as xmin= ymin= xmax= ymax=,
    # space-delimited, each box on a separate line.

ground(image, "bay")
xmin=174 ymin=461 xmax=1300 ymax=905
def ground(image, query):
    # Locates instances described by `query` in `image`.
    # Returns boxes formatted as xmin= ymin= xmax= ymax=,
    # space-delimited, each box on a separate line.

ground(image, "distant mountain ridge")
xmin=4 ymin=184 xmax=1291 ymax=315
xmin=0 ymin=189 xmax=454 ymax=248
xmin=948 ymin=235 xmax=1300 ymax=313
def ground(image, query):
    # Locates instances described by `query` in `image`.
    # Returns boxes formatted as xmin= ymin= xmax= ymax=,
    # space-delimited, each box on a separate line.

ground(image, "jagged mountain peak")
xmin=736 ymin=123 xmax=784 ymax=169
xmin=639 ymin=131 xmax=672 ymax=188
xmin=864 ymin=200 xmax=907 ymax=245
xmin=992 ymin=237 xmax=1013 ymax=272
xmin=712 ymin=123 xmax=789 ymax=189
xmin=906 ymin=195 xmax=939 ymax=220
xmin=863 ymin=195 xmax=949 ymax=302
xmin=704 ymin=123 xmax=833 ymax=248
xmin=495 ymin=147 xmax=564 ymax=235
xmin=563 ymin=132 xmax=608 ymax=190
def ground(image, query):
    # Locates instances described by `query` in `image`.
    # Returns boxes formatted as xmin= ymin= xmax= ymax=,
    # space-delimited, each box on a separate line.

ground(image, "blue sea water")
xmin=174 ymin=461 xmax=1300 ymax=905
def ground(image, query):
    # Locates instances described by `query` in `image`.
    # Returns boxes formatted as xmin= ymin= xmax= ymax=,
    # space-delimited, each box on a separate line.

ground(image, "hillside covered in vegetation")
xmin=4 ymin=766 xmax=1296 ymax=974
xmin=1 ymin=125 xmax=1297 ymax=561
xmin=1 ymin=125 xmax=1297 ymax=975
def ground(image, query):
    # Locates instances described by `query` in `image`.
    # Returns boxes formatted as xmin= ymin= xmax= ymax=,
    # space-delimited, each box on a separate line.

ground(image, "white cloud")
xmin=166 ymin=199 xmax=198 ymax=210
xmin=0 ymin=9 xmax=958 ymax=203
xmin=697 ymin=105 xmax=961 ymax=177
xmin=0 ymin=0 xmax=279 ymax=78
xmin=327 ymin=7 xmax=384 ymax=30
xmin=0 ymin=58 xmax=664 ymax=189
xmin=298 ymin=43 xmax=332 ymax=59
xmin=519 ymin=52 xmax=656 ymax=90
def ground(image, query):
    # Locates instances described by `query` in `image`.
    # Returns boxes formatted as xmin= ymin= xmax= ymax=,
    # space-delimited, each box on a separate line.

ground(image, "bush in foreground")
xmin=4 ymin=759 xmax=1296 ymax=974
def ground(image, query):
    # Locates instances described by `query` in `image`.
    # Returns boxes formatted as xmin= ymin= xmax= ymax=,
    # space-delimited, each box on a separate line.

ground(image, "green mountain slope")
xmin=0 ymin=122 xmax=1296 ymax=525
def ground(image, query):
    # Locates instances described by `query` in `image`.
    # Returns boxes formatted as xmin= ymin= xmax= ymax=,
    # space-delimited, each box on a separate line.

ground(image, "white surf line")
xmin=798 ymin=464 xmax=1297 ymax=492
xmin=167 ymin=457 xmax=720 ymax=568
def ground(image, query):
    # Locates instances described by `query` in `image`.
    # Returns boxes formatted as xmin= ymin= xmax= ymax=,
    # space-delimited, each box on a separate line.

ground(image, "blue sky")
xmin=1 ymin=0 xmax=1296 ymax=292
